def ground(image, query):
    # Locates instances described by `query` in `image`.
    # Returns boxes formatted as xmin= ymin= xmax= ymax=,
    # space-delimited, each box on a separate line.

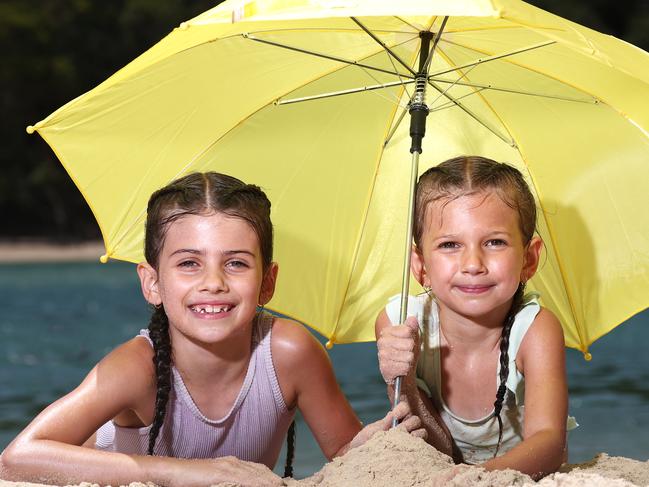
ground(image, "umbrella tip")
xmin=583 ymin=351 xmax=592 ymax=361
xmin=26 ymin=125 xmax=35 ymax=134
xmin=179 ymin=21 xmax=189 ymax=30
xmin=100 ymin=254 xmax=109 ymax=264
xmin=325 ymin=340 xmax=334 ymax=350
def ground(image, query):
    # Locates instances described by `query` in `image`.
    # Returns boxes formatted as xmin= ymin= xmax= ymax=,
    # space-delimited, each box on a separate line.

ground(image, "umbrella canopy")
xmin=29 ymin=0 xmax=649 ymax=358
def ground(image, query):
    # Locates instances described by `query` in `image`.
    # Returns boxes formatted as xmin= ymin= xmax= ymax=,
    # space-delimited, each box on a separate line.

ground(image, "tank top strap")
xmin=255 ymin=310 xmax=289 ymax=411
xmin=503 ymin=292 xmax=541 ymax=403
xmin=136 ymin=328 xmax=154 ymax=347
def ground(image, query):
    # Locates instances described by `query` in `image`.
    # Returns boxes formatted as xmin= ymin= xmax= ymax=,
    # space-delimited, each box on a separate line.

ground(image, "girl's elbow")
xmin=0 ymin=443 xmax=28 ymax=480
xmin=535 ymin=434 xmax=566 ymax=478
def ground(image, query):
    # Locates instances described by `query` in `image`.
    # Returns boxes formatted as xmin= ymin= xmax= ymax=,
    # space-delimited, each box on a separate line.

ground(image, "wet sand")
xmin=1 ymin=429 xmax=648 ymax=486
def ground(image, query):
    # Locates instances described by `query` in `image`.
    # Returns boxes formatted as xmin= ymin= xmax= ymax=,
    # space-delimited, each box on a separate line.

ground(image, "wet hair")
xmin=143 ymin=172 xmax=293 ymax=474
xmin=414 ymin=156 xmax=537 ymax=456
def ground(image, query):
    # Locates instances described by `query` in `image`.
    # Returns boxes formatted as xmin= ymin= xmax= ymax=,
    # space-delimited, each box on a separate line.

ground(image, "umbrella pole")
xmin=391 ymin=149 xmax=421 ymax=426
xmin=392 ymin=30 xmax=434 ymax=427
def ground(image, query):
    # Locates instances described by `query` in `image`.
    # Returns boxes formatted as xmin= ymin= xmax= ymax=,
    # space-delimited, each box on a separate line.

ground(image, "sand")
xmin=1 ymin=429 xmax=648 ymax=487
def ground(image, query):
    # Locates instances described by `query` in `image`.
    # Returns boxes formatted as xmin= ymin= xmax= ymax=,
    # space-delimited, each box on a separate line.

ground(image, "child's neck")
xmin=170 ymin=329 xmax=255 ymax=420
xmin=437 ymin=301 xmax=510 ymax=351
xmin=170 ymin=327 xmax=254 ymax=386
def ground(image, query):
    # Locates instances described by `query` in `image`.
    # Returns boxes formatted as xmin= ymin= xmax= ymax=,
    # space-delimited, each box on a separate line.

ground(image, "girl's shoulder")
xmin=517 ymin=305 xmax=565 ymax=370
xmin=270 ymin=316 xmax=324 ymax=364
xmin=270 ymin=316 xmax=335 ymax=406
xmin=95 ymin=336 xmax=157 ymax=391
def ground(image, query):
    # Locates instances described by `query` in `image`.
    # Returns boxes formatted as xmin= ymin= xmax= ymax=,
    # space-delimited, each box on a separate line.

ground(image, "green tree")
xmin=0 ymin=0 xmax=218 ymax=240
xmin=1 ymin=0 xmax=647 ymax=240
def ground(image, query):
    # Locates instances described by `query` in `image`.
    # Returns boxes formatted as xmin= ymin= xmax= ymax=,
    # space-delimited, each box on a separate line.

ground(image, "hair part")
xmin=143 ymin=171 xmax=274 ymax=455
xmin=415 ymin=156 xmax=537 ymax=457
xmin=414 ymin=155 xmax=537 ymax=249
xmin=145 ymin=172 xmax=273 ymax=271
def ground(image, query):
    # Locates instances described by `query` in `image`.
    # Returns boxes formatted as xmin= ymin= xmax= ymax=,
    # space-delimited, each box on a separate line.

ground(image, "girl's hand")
xmin=345 ymin=401 xmax=427 ymax=452
xmin=168 ymin=456 xmax=284 ymax=487
xmin=376 ymin=315 xmax=420 ymax=385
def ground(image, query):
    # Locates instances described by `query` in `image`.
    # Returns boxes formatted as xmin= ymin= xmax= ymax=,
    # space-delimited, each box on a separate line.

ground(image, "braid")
xmin=493 ymin=283 xmax=526 ymax=457
xmin=147 ymin=305 xmax=172 ymax=455
xmin=283 ymin=420 xmax=296 ymax=478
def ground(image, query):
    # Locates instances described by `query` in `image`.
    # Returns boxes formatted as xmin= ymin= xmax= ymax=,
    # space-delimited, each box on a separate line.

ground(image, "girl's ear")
xmin=259 ymin=262 xmax=279 ymax=306
xmin=137 ymin=262 xmax=162 ymax=306
xmin=522 ymin=236 xmax=543 ymax=282
xmin=410 ymin=245 xmax=430 ymax=288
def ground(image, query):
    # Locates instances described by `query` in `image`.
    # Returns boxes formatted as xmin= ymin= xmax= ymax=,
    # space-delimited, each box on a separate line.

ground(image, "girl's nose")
xmin=461 ymin=248 xmax=486 ymax=275
xmin=201 ymin=267 xmax=228 ymax=293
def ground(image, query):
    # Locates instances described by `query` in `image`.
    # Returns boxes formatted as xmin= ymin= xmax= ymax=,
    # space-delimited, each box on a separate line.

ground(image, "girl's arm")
xmin=271 ymin=318 xmax=423 ymax=460
xmin=375 ymin=310 xmax=456 ymax=459
xmin=0 ymin=339 xmax=282 ymax=487
xmin=481 ymin=307 xmax=568 ymax=479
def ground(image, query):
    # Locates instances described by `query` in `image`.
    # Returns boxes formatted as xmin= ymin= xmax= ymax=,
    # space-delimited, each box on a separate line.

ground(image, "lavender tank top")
xmin=95 ymin=311 xmax=295 ymax=469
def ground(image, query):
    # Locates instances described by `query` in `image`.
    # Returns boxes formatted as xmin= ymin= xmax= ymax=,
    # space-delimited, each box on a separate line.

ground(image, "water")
xmin=1 ymin=262 xmax=648 ymax=479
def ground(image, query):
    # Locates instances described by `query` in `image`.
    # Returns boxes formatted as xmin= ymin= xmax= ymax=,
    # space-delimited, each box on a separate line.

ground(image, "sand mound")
xmin=286 ymin=429 xmax=532 ymax=487
xmin=286 ymin=429 xmax=456 ymax=486
xmin=555 ymin=453 xmax=649 ymax=486
xmin=2 ymin=429 xmax=648 ymax=486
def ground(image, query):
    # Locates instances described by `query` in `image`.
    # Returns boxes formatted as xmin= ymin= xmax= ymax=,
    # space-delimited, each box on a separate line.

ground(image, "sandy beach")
xmin=0 ymin=241 xmax=106 ymax=263
xmin=1 ymin=430 xmax=647 ymax=487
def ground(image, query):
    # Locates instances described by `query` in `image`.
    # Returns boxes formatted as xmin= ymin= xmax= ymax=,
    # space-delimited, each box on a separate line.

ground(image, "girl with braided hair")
xmin=1 ymin=172 xmax=424 ymax=487
xmin=376 ymin=156 xmax=571 ymax=479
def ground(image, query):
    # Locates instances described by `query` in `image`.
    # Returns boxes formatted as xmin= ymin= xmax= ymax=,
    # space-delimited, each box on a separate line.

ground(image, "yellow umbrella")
xmin=28 ymin=0 xmax=649 ymax=360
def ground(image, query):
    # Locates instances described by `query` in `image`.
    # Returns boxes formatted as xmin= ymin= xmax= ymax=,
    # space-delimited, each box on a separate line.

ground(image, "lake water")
xmin=1 ymin=262 xmax=648 ymax=479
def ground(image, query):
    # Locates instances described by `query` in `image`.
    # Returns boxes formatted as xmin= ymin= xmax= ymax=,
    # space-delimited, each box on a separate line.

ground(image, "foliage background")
xmin=2 ymin=0 xmax=648 ymax=241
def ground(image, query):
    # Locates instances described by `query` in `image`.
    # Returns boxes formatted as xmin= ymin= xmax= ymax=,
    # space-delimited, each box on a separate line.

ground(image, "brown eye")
xmin=486 ymin=239 xmax=507 ymax=247
xmin=439 ymin=241 xmax=459 ymax=249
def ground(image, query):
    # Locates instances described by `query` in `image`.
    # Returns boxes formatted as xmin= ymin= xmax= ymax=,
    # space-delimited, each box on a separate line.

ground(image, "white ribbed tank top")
xmin=95 ymin=311 xmax=295 ymax=469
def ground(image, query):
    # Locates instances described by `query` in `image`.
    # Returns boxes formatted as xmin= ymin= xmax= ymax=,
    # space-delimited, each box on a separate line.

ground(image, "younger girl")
xmin=376 ymin=156 xmax=569 ymax=479
xmin=1 ymin=172 xmax=422 ymax=487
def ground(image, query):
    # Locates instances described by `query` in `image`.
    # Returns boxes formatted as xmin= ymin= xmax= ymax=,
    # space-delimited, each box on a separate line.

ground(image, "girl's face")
xmin=138 ymin=212 xmax=277 ymax=347
xmin=412 ymin=190 xmax=541 ymax=323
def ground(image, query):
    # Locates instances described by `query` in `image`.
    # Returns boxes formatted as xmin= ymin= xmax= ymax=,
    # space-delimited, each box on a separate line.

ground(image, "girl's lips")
xmin=455 ymin=285 xmax=493 ymax=294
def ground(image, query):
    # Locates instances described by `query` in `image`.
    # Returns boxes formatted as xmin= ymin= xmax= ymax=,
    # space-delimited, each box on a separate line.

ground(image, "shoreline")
xmin=0 ymin=241 xmax=106 ymax=263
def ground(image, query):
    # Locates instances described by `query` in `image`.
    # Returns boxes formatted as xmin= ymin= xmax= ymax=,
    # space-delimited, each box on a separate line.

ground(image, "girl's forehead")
xmin=162 ymin=212 xmax=261 ymax=252
xmin=425 ymin=191 xmax=520 ymax=231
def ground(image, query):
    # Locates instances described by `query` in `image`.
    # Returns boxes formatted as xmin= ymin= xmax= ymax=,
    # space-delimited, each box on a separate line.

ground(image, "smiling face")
xmin=412 ymin=190 xmax=541 ymax=324
xmin=138 ymin=211 xmax=277 ymax=348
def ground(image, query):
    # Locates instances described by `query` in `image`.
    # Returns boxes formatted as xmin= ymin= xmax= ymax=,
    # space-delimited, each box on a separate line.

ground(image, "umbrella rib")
xmin=384 ymin=103 xmax=410 ymax=147
xmin=394 ymin=16 xmax=422 ymax=33
xmin=243 ymin=33 xmax=414 ymax=79
xmin=428 ymin=77 xmax=597 ymax=104
xmin=518 ymin=156 xmax=589 ymax=354
xmin=276 ymin=79 xmax=415 ymax=105
xmin=351 ymin=17 xmax=417 ymax=76
xmin=349 ymin=17 xmax=418 ymax=102
xmin=427 ymin=79 xmax=515 ymax=145
xmin=423 ymin=16 xmax=449 ymax=73
xmin=327 ymin=41 xmax=423 ymax=344
xmin=429 ymin=40 xmax=556 ymax=78
xmin=428 ymin=86 xmax=489 ymax=112
xmin=439 ymin=37 xmax=610 ymax=105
